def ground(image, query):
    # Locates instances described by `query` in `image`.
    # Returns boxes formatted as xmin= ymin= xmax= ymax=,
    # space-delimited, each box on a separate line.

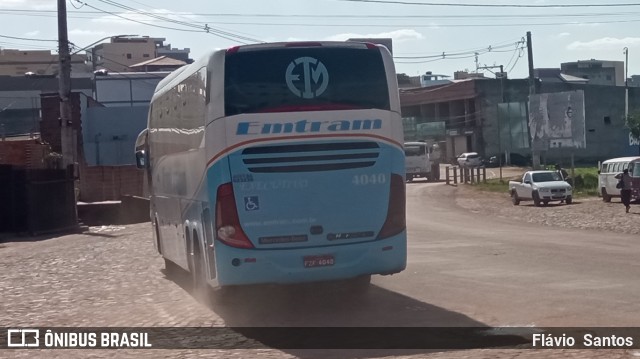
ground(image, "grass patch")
xmin=474 ymin=179 xmax=510 ymax=193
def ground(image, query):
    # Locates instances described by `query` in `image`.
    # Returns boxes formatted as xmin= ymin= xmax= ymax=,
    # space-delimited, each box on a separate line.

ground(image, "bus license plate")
xmin=303 ymin=255 xmax=335 ymax=268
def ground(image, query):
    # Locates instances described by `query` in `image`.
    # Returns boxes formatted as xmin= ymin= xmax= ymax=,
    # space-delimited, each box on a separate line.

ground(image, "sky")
xmin=1 ymin=0 xmax=639 ymax=80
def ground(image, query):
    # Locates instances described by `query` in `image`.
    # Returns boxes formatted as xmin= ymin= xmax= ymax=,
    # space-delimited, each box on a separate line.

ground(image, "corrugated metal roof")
xmin=130 ymin=56 xmax=186 ymax=68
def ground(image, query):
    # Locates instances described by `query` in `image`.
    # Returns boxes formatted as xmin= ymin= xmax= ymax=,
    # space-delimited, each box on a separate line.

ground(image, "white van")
xmin=598 ymin=156 xmax=640 ymax=202
xmin=404 ymin=141 xmax=432 ymax=182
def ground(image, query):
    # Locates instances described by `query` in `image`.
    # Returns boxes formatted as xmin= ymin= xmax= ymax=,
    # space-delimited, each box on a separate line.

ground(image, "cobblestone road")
xmin=1 ymin=214 xmax=639 ymax=358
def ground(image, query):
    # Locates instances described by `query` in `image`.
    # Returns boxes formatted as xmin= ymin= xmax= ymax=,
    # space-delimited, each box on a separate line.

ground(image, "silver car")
xmin=457 ymin=152 xmax=482 ymax=167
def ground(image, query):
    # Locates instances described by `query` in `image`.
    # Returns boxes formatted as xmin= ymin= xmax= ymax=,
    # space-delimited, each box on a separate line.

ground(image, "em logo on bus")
xmin=285 ymin=57 xmax=329 ymax=99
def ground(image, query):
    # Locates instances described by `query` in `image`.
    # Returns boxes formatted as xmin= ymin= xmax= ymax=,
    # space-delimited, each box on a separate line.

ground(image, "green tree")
xmin=625 ymin=110 xmax=640 ymax=154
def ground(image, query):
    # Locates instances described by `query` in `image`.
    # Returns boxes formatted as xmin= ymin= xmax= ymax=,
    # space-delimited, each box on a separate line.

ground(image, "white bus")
xmin=136 ymin=41 xmax=406 ymax=296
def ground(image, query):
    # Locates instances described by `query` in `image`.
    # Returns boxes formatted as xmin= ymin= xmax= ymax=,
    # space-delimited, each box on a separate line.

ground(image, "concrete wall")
xmin=82 ymin=106 xmax=149 ymax=166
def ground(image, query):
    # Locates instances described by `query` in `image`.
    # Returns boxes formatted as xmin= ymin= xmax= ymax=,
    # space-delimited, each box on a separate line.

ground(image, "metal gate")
xmin=0 ymin=165 xmax=77 ymax=235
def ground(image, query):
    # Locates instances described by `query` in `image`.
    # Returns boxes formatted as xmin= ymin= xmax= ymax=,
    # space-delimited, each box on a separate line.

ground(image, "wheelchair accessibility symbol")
xmin=244 ymin=196 xmax=260 ymax=211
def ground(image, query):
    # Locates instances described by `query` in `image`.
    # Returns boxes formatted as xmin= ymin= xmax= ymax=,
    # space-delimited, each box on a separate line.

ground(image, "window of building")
xmin=604 ymin=116 xmax=611 ymax=125
xmin=143 ymin=54 xmax=150 ymax=58
xmin=606 ymin=75 xmax=612 ymax=81
xmin=126 ymin=53 xmax=132 ymax=59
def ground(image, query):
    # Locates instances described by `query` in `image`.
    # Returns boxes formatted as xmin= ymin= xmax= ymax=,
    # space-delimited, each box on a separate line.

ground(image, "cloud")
xmin=69 ymin=29 xmax=108 ymax=36
xmin=555 ymin=32 xmax=571 ymax=38
xmin=0 ymin=0 xmax=53 ymax=10
xmin=567 ymin=37 xmax=640 ymax=50
xmin=322 ymin=29 xmax=424 ymax=43
xmin=24 ymin=30 xmax=40 ymax=37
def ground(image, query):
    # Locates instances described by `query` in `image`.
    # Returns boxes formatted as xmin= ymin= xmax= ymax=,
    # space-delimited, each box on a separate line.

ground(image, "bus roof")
xmin=229 ymin=41 xmax=377 ymax=53
xmin=601 ymin=156 xmax=640 ymax=164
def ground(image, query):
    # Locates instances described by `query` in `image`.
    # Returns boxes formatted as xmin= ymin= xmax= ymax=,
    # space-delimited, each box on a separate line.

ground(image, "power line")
xmin=339 ymin=0 xmax=640 ymax=8
xmin=190 ymin=18 xmax=640 ymax=27
xmin=0 ymin=34 xmax=58 ymax=42
xmin=394 ymin=41 xmax=524 ymax=59
xmin=6 ymin=9 xmax=640 ymax=18
xmin=74 ymin=0 xmax=258 ymax=44
xmin=87 ymin=0 xmax=262 ymax=43
xmin=73 ymin=2 xmax=204 ymax=32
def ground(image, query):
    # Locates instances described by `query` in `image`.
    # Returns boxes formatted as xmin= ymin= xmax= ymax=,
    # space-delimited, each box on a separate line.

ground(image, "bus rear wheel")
xmin=190 ymin=231 xmax=211 ymax=304
xmin=602 ymin=188 xmax=612 ymax=202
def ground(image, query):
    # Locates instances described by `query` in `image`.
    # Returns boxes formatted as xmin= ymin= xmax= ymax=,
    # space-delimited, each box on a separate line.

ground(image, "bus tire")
xmin=602 ymin=188 xmax=611 ymax=202
xmin=154 ymin=219 xmax=163 ymax=255
xmin=190 ymin=231 xmax=211 ymax=304
xmin=565 ymin=196 xmax=573 ymax=205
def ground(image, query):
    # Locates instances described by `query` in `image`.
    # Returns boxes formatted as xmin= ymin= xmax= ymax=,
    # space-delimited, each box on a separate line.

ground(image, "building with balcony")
xmin=87 ymin=36 xmax=191 ymax=73
xmin=561 ymin=59 xmax=624 ymax=86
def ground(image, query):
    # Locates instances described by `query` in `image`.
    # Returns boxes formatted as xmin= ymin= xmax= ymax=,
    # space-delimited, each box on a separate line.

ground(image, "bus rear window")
xmin=224 ymin=47 xmax=390 ymax=116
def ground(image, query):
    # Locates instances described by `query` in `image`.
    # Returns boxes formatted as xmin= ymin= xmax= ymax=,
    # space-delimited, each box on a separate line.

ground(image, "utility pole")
xmin=624 ymin=47 xmax=629 ymax=120
xmin=526 ymin=31 xmax=540 ymax=169
xmin=58 ymin=0 xmax=75 ymax=168
xmin=58 ymin=0 xmax=78 ymax=227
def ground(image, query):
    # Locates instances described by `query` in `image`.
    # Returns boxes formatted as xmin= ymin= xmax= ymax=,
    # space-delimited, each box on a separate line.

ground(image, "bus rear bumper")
xmin=214 ymin=232 xmax=407 ymax=286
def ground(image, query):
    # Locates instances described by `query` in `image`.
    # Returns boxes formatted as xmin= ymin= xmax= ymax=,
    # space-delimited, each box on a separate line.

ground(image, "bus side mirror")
xmin=135 ymin=150 xmax=147 ymax=169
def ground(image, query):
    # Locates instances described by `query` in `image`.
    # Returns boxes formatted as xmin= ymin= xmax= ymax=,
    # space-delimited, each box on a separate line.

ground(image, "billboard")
xmin=528 ymin=90 xmax=586 ymax=150
xmin=417 ymin=121 xmax=446 ymax=137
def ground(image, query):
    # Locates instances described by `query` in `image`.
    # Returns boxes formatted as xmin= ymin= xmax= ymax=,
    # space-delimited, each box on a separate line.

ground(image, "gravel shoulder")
xmin=454 ymin=185 xmax=640 ymax=235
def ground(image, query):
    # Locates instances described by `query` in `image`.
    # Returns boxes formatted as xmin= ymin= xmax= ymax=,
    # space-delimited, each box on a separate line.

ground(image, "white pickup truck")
xmin=508 ymin=170 xmax=573 ymax=206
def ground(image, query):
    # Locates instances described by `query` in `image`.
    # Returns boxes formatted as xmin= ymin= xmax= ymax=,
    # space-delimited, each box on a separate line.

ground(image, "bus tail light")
xmin=377 ymin=174 xmax=406 ymax=239
xmin=215 ymin=183 xmax=254 ymax=248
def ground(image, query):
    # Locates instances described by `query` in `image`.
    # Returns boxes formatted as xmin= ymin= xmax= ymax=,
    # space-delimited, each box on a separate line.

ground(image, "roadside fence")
xmin=445 ymin=166 xmax=487 ymax=185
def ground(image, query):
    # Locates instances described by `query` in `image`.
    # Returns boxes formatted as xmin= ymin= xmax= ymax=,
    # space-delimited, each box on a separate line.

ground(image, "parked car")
xmin=457 ymin=152 xmax=482 ymax=168
xmin=483 ymin=153 xmax=531 ymax=167
xmin=508 ymin=170 xmax=573 ymax=206
xmin=483 ymin=156 xmax=499 ymax=168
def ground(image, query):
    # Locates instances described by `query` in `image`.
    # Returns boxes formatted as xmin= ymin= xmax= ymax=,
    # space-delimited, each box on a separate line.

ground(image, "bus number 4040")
xmin=352 ymin=174 xmax=387 ymax=186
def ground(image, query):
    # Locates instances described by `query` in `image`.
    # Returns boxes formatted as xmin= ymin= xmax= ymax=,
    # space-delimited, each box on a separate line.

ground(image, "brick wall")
xmin=78 ymin=163 xmax=147 ymax=202
xmin=0 ymin=139 xmax=50 ymax=169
